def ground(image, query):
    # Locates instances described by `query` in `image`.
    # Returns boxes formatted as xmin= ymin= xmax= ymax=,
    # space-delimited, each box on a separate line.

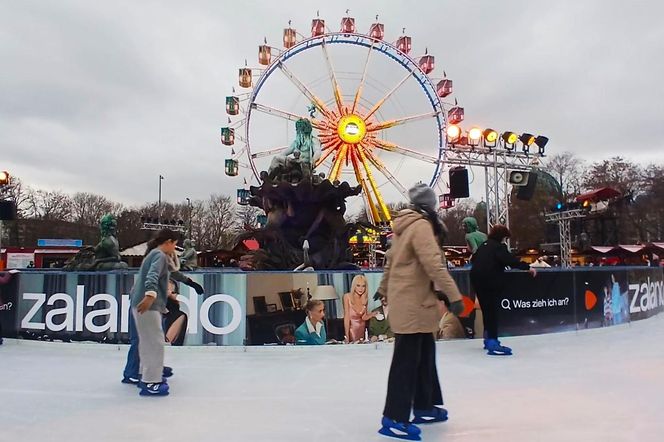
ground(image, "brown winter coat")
xmin=378 ymin=209 xmax=463 ymax=334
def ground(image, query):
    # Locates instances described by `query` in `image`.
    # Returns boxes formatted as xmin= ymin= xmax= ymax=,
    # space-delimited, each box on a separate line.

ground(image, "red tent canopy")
xmin=618 ymin=245 xmax=645 ymax=253
xmin=576 ymin=187 xmax=621 ymax=202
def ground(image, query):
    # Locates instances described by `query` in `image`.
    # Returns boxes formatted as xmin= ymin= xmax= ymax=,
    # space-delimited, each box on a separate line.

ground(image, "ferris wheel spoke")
xmin=356 ymin=145 xmax=391 ymax=222
xmin=250 ymin=146 xmax=290 ymax=159
xmin=349 ymin=147 xmax=380 ymax=224
xmin=372 ymin=139 xmax=440 ymax=164
xmin=277 ymin=61 xmax=333 ymax=119
xmin=329 ymin=144 xmax=349 ymax=181
xmin=362 ymin=148 xmax=409 ymax=198
xmin=315 ymin=145 xmax=337 ymax=167
xmin=351 ymin=41 xmax=375 ymax=114
xmin=251 ymin=102 xmax=326 ymax=129
xmin=231 ymin=146 xmax=247 ymax=159
xmin=367 ymin=110 xmax=441 ymax=132
xmin=329 ymin=143 xmax=348 ymax=181
xmin=321 ymin=40 xmax=345 ymax=114
xmin=364 ymin=69 xmax=415 ymax=120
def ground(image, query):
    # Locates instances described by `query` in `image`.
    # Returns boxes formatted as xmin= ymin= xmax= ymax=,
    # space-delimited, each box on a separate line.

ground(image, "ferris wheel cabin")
xmin=283 ymin=27 xmax=296 ymax=49
xmin=396 ymin=35 xmax=412 ymax=54
xmin=226 ymin=96 xmax=239 ymax=115
xmin=258 ymin=44 xmax=271 ymax=65
xmin=239 ymin=68 xmax=252 ymax=88
xmin=221 ymin=127 xmax=235 ymax=146
xmin=369 ymin=22 xmax=385 ymax=40
xmin=341 ymin=16 xmax=356 ymax=34
xmin=419 ymin=53 xmax=435 ymax=74
xmin=436 ymin=79 xmax=453 ymax=98
xmin=311 ymin=19 xmax=325 ymax=37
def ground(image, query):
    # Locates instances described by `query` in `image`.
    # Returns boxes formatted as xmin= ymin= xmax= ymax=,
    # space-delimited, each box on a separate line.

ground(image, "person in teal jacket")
xmin=295 ymin=300 xmax=327 ymax=345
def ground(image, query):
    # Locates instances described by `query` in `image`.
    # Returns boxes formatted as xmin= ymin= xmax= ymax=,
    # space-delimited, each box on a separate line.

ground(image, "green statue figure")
xmin=180 ymin=239 xmax=198 ymax=270
xmin=463 ymin=216 xmax=487 ymax=254
xmin=268 ymin=118 xmax=321 ymax=182
xmin=93 ymin=214 xmax=128 ymax=270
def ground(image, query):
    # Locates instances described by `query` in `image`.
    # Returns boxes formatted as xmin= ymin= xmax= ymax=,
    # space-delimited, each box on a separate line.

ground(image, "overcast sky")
xmin=2 ymin=1 xmax=663 ymax=209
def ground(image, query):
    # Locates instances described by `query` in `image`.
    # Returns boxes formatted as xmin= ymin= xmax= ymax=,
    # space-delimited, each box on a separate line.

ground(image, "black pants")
xmin=473 ymin=284 xmax=502 ymax=340
xmin=383 ymin=333 xmax=443 ymax=423
xmin=164 ymin=311 xmax=188 ymax=346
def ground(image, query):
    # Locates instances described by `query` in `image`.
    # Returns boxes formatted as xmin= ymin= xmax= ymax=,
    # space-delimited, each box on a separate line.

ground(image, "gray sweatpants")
xmin=132 ymin=308 xmax=165 ymax=383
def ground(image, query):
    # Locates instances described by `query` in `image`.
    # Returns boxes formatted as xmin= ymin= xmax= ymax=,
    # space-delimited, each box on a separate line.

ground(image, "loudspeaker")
xmin=0 ymin=200 xmax=16 ymax=221
xmin=516 ymin=171 xmax=538 ymax=201
xmin=449 ymin=167 xmax=469 ymax=198
xmin=508 ymin=171 xmax=530 ymax=186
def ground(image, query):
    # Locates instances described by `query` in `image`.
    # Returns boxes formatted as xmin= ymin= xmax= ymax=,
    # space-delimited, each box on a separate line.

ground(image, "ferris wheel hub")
xmin=337 ymin=114 xmax=367 ymax=144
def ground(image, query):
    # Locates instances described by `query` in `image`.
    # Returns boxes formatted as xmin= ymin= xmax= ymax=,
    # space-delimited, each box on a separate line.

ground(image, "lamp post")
xmin=158 ymin=175 xmax=164 ymax=222
xmin=0 ymin=171 xmax=10 ymax=269
xmin=185 ymin=197 xmax=192 ymax=240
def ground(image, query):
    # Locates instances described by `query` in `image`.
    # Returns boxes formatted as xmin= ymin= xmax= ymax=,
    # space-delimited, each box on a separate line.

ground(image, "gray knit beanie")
xmin=408 ymin=183 xmax=437 ymax=210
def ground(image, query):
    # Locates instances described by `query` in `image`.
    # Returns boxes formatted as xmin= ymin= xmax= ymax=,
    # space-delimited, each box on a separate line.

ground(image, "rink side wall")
xmin=1 ymin=267 xmax=662 ymax=345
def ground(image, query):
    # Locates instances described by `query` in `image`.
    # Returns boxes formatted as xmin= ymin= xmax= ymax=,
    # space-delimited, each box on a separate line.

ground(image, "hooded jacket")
xmin=470 ymin=238 xmax=530 ymax=288
xmin=378 ymin=209 xmax=463 ymax=334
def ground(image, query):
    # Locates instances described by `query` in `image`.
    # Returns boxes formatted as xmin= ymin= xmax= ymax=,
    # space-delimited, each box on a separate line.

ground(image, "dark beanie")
xmin=408 ymin=183 xmax=437 ymax=210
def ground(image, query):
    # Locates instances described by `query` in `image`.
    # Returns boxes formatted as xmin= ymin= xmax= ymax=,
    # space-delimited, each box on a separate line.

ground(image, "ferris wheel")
xmin=222 ymin=13 xmax=464 ymax=224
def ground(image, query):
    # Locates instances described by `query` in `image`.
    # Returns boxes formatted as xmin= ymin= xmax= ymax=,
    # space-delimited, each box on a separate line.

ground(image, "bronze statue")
xmin=179 ymin=239 xmax=198 ymax=270
xmin=65 ymin=214 xmax=127 ymax=270
xmin=268 ymin=118 xmax=321 ymax=182
xmin=238 ymin=117 xmax=362 ymax=270
xmin=92 ymin=214 xmax=128 ymax=270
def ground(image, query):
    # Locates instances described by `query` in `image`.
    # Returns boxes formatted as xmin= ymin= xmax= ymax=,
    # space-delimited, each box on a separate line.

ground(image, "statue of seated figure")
xmin=93 ymin=214 xmax=128 ymax=270
xmin=180 ymin=239 xmax=198 ymax=270
xmin=267 ymin=118 xmax=321 ymax=183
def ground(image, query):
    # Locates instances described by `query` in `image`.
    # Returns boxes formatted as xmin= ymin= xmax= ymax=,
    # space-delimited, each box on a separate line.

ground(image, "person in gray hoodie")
xmin=131 ymin=229 xmax=179 ymax=396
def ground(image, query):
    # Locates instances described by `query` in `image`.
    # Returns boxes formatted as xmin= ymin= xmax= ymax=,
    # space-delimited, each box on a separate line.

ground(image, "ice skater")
xmin=376 ymin=183 xmax=464 ymax=441
xmin=122 ymin=239 xmax=203 ymax=384
xmin=470 ymin=224 xmax=536 ymax=355
xmin=129 ymin=229 xmax=179 ymax=396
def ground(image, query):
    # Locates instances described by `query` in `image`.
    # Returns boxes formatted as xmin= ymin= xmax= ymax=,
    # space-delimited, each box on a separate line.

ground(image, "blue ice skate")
xmin=485 ymin=338 xmax=512 ymax=356
xmin=136 ymin=378 xmax=167 ymax=388
xmin=412 ymin=406 xmax=448 ymax=424
xmin=139 ymin=381 xmax=169 ymax=396
xmin=378 ymin=417 xmax=421 ymax=441
xmin=163 ymin=366 xmax=173 ymax=378
xmin=483 ymin=338 xmax=504 ymax=349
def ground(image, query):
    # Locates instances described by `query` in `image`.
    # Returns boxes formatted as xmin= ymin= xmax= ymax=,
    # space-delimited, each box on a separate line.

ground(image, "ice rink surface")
xmin=2 ymin=316 xmax=663 ymax=442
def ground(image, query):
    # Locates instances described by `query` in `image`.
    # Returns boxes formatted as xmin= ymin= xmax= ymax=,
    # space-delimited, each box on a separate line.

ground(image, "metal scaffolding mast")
xmin=544 ymin=209 xmax=586 ymax=268
xmin=441 ymin=146 xmax=543 ymax=233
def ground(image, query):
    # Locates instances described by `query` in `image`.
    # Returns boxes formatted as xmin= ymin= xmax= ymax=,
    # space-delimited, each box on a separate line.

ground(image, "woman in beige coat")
xmin=377 ymin=183 xmax=464 ymax=441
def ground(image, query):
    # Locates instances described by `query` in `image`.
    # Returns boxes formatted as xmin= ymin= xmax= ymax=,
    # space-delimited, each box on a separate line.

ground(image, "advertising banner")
xmin=498 ymin=270 xmax=577 ymax=336
xmin=3 ymin=267 xmax=663 ymax=345
xmin=574 ymin=269 xmax=629 ymax=330
xmin=12 ymin=271 xmax=247 ymax=345
xmin=0 ymin=271 xmax=19 ymax=338
xmin=625 ymin=268 xmax=664 ymax=321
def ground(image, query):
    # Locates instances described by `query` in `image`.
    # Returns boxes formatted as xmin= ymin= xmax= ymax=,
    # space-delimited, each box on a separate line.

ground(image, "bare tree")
xmin=236 ymin=204 xmax=263 ymax=231
xmin=582 ymin=156 xmax=642 ymax=195
xmin=24 ymin=189 xmax=73 ymax=221
xmin=440 ymin=200 xmax=477 ymax=245
xmin=186 ymin=195 xmax=236 ymax=250
xmin=70 ymin=192 xmax=124 ymax=226
xmin=0 ymin=176 xmax=30 ymax=218
xmin=545 ymin=152 xmax=585 ymax=198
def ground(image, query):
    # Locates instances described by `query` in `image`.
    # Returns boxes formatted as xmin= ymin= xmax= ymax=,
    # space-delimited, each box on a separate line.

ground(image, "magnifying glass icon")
xmin=501 ymin=299 xmax=511 ymax=310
